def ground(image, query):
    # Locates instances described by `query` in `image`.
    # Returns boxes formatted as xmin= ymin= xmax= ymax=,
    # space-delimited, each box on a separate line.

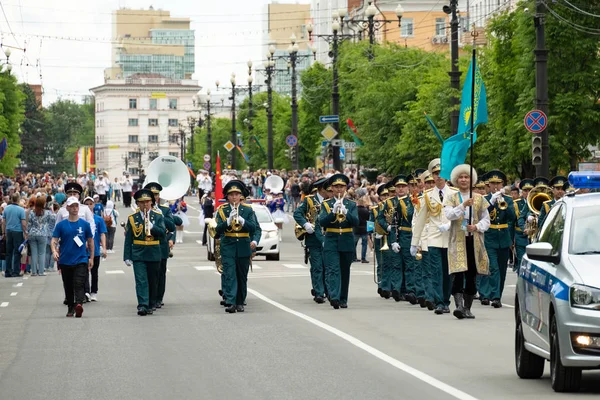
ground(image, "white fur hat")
xmin=450 ymin=164 xmax=478 ymax=187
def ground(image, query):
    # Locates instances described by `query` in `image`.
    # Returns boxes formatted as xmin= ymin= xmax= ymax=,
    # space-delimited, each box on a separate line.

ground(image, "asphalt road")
xmin=1 ymin=201 xmax=599 ymax=400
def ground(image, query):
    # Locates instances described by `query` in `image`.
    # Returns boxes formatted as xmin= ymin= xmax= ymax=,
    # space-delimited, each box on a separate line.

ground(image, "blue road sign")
xmin=339 ymin=148 xmax=346 ymax=160
xmin=286 ymin=134 xmax=298 ymax=147
xmin=319 ymin=115 xmax=339 ymax=124
xmin=321 ymin=140 xmax=328 ymax=147
xmin=187 ymin=162 xmax=193 ymax=169
xmin=524 ymin=110 xmax=548 ymax=134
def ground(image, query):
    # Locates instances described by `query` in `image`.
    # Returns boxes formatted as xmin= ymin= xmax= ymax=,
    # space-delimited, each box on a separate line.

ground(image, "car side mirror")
xmin=274 ymin=218 xmax=284 ymax=224
xmin=526 ymin=242 xmax=560 ymax=264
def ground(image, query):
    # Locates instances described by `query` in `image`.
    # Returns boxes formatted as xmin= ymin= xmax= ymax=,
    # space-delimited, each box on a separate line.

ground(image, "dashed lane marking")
xmin=248 ymin=288 xmax=480 ymax=400
xmin=105 ymin=270 xmax=125 ymax=274
xmin=0 ymin=302 xmax=8 ymax=307
xmin=282 ymin=264 xmax=307 ymax=269
xmin=14 ymin=282 xmax=23 ymax=287
xmin=194 ymin=266 xmax=215 ymax=271
xmin=10 ymin=292 xmax=17 ymax=296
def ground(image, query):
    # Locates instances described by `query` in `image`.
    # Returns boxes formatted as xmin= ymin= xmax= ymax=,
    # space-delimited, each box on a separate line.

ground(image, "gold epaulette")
xmin=424 ymin=188 xmax=434 ymax=193
xmin=241 ymin=203 xmax=252 ymax=208
xmin=398 ymin=195 xmax=408 ymax=200
xmin=370 ymin=205 xmax=378 ymax=210
xmin=152 ymin=208 xmax=162 ymax=215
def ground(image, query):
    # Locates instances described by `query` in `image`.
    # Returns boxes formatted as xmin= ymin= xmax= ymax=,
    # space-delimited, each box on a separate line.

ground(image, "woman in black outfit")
xmin=353 ymin=197 xmax=371 ymax=263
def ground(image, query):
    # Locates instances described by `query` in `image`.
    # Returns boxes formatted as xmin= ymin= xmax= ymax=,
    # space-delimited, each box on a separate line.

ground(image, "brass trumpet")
xmin=230 ymin=202 xmax=243 ymax=232
xmin=334 ymin=194 xmax=346 ymax=223
xmin=144 ymin=210 xmax=153 ymax=240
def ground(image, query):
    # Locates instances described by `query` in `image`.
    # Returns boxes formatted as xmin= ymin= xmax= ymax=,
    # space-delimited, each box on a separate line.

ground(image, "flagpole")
xmin=468 ymin=47 xmax=476 ymax=225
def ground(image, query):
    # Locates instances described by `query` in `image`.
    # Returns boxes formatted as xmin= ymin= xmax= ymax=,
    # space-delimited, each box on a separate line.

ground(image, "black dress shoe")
xmin=361 ymin=259 xmax=369 ymax=263
xmin=377 ymin=288 xmax=382 ymax=295
xmin=146 ymin=309 xmax=153 ymax=315
xmin=418 ymin=297 xmax=426 ymax=308
xmin=405 ymin=293 xmax=418 ymax=305
xmin=63 ymin=298 xmax=68 ymax=305
xmin=330 ymin=299 xmax=340 ymax=309
xmin=340 ymin=303 xmax=348 ymax=309
xmin=442 ymin=306 xmax=450 ymax=313
xmin=155 ymin=303 xmax=162 ymax=309
xmin=425 ymin=300 xmax=435 ymax=311
xmin=220 ymin=300 xmax=227 ymax=306
xmin=314 ymin=296 xmax=325 ymax=304
xmin=225 ymin=305 xmax=237 ymax=313
xmin=382 ymin=290 xmax=391 ymax=299
xmin=392 ymin=290 xmax=401 ymax=302
xmin=236 ymin=305 xmax=245 ymax=312
xmin=218 ymin=289 xmax=223 ymax=297
xmin=491 ymin=299 xmax=502 ymax=308
xmin=434 ymin=306 xmax=444 ymax=315
xmin=481 ymin=298 xmax=490 ymax=306
xmin=311 ymin=289 xmax=316 ymax=297
xmin=137 ymin=307 xmax=147 ymax=316
xmin=66 ymin=307 xmax=75 ymax=317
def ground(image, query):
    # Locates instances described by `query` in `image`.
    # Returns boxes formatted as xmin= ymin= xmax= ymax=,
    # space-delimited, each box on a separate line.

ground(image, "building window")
xmin=129 ymin=167 xmax=140 ymax=175
xmin=148 ymin=135 xmax=159 ymax=143
xmin=128 ymin=135 xmax=138 ymax=143
xmin=128 ymin=151 xmax=140 ymax=159
xmin=401 ymin=18 xmax=414 ymax=37
xmin=168 ymin=98 xmax=177 ymax=110
xmin=96 ymin=120 xmax=99 ymax=127
xmin=169 ymin=134 xmax=179 ymax=144
xmin=128 ymin=118 xmax=139 ymax=127
xmin=168 ymin=118 xmax=178 ymax=127
xmin=148 ymin=152 xmax=158 ymax=161
xmin=149 ymin=98 xmax=157 ymax=110
xmin=169 ymin=152 xmax=179 ymax=158
xmin=435 ymin=18 xmax=446 ymax=36
xmin=129 ymin=98 xmax=137 ymax=109
xmin=148 ymin=118 xmax=158 ymax=127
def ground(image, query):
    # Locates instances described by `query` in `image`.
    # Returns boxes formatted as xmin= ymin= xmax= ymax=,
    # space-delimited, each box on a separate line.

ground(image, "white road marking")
xmin=167 ymin=269 xmax=171 ymax=272
xmin=196 ymin=240 xmax=203 ymax=245
xmin=14 ymin=282 xmax=23 ymax=287
xmin=282 ymin=263 xmax=307 ymax=269
xmin=105 ymin=270 xmax=125 ymax=274
xmin=506 ymin=284 xmax=516 ymax=288
xmin=195 ymin=266 xmax=215 ymax=271
xmin=22 ymin=276 xmax=29 ymax=280
xmin=10 ymin=292 xmax=17 ymax=296
xmin=248 ymin=288 xmax=480 ymax=400
xmin=502 ymin=303 xmax=515 ymax=309
xmin=250 ymin=264 xmax=262 ymax=269
xmin=184 ymin=231 xmax=203 ymax=234
xmin=0 ymin=302 xmax=9 ymax=307
xmin=248 ymin=271 xmax=371 ymax=279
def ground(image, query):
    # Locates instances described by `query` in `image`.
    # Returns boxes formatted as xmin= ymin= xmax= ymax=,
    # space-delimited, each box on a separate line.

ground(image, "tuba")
xmin=143 ymin=156 xmax=190 ymax=201
xmin=263 ymin=175 xmax=284 ymax=194
xmin=525 ymin=186 xmax=552 ymax=240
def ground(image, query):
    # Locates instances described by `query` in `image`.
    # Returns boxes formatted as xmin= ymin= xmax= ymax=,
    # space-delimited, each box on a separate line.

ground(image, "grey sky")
xmin=0 ymin=0 xmax=299 ymax=105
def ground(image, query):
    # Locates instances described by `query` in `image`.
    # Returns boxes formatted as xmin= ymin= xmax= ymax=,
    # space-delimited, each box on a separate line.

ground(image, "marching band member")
xmin=144 ymin=182 xmax=176 ymax=309
xmin=214 ymin=180 xmax=259 ymax=313
xmin=513 ymin=179 xmax=534 ymax=270
xmin=537 ymin=176 xmax=567 ymax=228
xmin=293 ymin=177 xmax=328 ymax=303
xmin=123 ymin=189 xmax=166 ymax=316
xmin=319 ymin=174 xmax=359 ymax=309
xmin=369 ymin=183 xmax=390 ymax=296
xmin=443 ymin=164 xmax=490 ymax=320
xmin=479 ymin=170 xmax=516 ymax=308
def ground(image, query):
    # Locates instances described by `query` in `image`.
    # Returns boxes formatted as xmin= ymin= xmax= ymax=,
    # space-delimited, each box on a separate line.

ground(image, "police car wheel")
xmin=550 ymin=316 xmax=582 ymax=392
xmin=515 ymin=307 xmax=544 ymax=379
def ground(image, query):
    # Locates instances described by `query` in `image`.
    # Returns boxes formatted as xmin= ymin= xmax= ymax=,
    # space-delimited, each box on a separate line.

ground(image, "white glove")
xmin=124 ymin=259 xmax=133 ymax=267
xmin=489 ymin=191 xmax=503 ymax=205
xmin=146 ymin=221 xmax=154 ymax=231
xmin=339 ymin=204 xmax=348 ymax=215
xmin=527 ymin=215 xmax=534 ymax=223
xmin=391 ymin=243 xmax=401 ymax=253
xmin=227 ymin=213 xmax=234 ymax=226
xmin=237 ymin=215 xmax=245 ymax=226
xmin=303 ymin=222 xmax=314 ymax=234
xmin=410 ymin=245 xmax=418 ymax=257
xmin=439 ymin=222 xmax=451 ymax=232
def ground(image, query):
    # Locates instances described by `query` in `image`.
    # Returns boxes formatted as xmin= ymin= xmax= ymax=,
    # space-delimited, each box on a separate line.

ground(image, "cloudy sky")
xmin=0 ymin=0 xmax=304 ymax=105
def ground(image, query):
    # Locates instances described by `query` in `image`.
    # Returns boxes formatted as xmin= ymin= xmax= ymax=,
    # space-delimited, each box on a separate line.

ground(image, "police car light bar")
xmin=568 ymin=171 xmax=600 ymax=189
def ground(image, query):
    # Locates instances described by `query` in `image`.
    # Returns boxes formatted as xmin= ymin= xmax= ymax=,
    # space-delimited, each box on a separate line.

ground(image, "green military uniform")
xmin=144 ymin=183 xmax=177 ymax=309
xmin=513 ymin=179 xmax=534 ymax=271
xmin=370 ymin=183 xmax=391 ymax=296
xmin=538 ymin=176 xmax=566 ymax=229
xmin=481 ymin=171 xmax=516 ymax=308
xmin=293 ymin=177 xmax=328 ymax=302
xmin=318 ymin=174 xmax=359 ymax=309
xmin=123 ymin=189 xmax=166 ymax=315
xmin=215 ymin=181 xmax=258 ymax=313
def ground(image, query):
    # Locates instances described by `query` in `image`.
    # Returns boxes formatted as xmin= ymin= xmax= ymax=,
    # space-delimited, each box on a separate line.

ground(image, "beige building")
xmin=104 ymin=7 xmax=194 ymax=81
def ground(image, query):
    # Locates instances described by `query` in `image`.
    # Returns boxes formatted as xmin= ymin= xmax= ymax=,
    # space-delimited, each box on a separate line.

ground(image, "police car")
xmin=206 ymin=202 xmax=281 ymax=261
xmin=515 ymin=173 xmax=600 ymax=392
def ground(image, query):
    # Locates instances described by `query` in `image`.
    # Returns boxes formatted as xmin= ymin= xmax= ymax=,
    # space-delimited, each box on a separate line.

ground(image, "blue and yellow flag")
xmin=440 ymin=57 xmax=488 ymax=180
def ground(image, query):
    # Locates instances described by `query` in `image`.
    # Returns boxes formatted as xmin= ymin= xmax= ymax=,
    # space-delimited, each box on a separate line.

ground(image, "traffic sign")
xmin=319 ymin=115 xmax=339 ymax=124
xmin=203 ymin=161 xmax=211 ymax=170
xmin=339 ymin=148 xmax=346 ymax=160
xmin=331 ymin=139 xmax=343 ymax=146
xmin=224 ymin=141 xmax=235 ymax=152
xmin=524 ymin=110 xmax=548 ymax=134
xmin=321 ymin=140 xmax=328 ymax=147
xmin=321 ymin=124 xmax=338 ymax=141
xmin=203 ymin=154 xmax=211 ymax=162
xmin=344 ymin=142 xmax=357 ymax=149
xmin=187 ymin=162 xmax=193 ymax=169
xmin=286 ymin=135 xmax=298 ymax=147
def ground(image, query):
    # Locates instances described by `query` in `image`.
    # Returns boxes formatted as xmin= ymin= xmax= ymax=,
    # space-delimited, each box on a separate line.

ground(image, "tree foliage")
xmin=0 ymin=72 xmax=25 ymax=174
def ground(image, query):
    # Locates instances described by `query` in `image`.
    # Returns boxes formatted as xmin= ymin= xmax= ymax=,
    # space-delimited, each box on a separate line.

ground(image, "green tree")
xmin=19 ymin=84 xmax=47 ymax=172
xmin=0 ymin=71 xmax=25 ymax=174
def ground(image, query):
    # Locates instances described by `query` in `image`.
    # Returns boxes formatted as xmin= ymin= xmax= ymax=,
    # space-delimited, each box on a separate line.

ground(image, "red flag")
xmin=215 ymin=152 xmax=223 ymax=204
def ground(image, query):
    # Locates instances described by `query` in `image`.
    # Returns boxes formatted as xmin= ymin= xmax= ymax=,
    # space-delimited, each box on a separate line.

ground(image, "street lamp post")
xmin=229 ymin=73 xmax=237 ymax=169
xmin=193 ymin=88 xmax=214 ymax=172
xmin=340 ymin=2 xmax=403 ymax=60
xmin=308 ymin=19 xmax=355 ymax=172
xmin=443 ymin=0 xmax=461 ymax=135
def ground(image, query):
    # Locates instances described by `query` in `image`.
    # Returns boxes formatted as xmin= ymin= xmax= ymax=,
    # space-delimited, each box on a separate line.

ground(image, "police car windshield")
xmin=569 ymin=206 xmax=600 ymax=255
xmin=253 ymin=206 xmax=273 ymax=224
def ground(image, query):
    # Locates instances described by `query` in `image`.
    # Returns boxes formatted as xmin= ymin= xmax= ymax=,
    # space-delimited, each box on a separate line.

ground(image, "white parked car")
xmin=515 ymin=182 xmax=600 ymax=392
xmin=206 ymin=203 xmax=281 ymax=261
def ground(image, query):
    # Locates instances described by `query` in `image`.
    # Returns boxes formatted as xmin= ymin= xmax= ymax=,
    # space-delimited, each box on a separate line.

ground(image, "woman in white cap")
xmin=443 ymin=164 xmax=490 ymax=320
